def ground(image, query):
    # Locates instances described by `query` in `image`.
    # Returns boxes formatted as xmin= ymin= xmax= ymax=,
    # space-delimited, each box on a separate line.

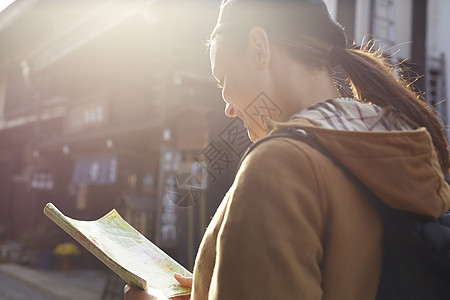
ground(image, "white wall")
xmin=324 ymin=0 xmax=338 ymax=19
xmin=393 ymin=0 xmax=413 ymax=60
xmin=428 ymin=0 xmax=450 ymax=107
xmin=355 ymin=0 xmax=412 ymax=60
xmin=354 ymin=0 xmax=372 ymax=44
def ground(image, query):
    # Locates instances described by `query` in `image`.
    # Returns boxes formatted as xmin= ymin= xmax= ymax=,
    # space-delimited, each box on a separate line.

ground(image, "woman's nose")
xmin=225 ymin=103 xmax=237 ymax=117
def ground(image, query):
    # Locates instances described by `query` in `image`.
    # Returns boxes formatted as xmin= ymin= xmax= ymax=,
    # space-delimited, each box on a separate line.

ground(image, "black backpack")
xmin=241 ymin=128 xmax=450 ymax=299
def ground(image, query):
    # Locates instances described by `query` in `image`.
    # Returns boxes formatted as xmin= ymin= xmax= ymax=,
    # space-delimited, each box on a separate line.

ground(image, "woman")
xmin=126 ymin=0 xmax=450 ymax=299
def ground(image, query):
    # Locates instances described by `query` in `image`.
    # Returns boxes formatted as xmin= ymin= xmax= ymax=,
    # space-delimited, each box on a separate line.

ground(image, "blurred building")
xmin=0 ymin=0 xmax=241 ymax=270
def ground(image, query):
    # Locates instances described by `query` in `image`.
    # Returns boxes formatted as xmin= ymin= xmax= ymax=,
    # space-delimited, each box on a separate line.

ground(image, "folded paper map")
xmin=44 ymin=203 xmax=191 ymax=298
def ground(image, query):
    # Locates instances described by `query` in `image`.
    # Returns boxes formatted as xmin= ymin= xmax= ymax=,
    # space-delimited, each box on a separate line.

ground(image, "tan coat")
xmin=191 ymin=117 xmax=450 ymax=300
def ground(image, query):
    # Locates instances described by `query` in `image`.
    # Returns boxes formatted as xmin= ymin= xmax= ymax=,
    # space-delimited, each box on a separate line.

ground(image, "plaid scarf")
xmin=291 ymin=98 xmax=414 ymax=132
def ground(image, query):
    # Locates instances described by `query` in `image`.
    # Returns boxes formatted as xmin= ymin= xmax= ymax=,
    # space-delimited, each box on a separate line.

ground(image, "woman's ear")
xmin=247 ymin=26 xmax=271 ymax=69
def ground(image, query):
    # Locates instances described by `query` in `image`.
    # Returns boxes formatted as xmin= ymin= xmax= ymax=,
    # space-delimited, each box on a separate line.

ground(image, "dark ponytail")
xmin=335 ymin=44 xmax=450 ymax=174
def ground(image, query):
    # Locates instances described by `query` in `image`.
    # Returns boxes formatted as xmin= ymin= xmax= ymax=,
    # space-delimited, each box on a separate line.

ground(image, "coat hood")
xmin=260 ymin=100 xmax=450 ymax=219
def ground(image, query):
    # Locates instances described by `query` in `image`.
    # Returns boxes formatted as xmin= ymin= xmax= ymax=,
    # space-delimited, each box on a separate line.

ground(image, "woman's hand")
xmin=172 ymin=273 xmax=192 ymax=300
xmin=124 ymin=274 xmax=192 ymax=300
xmin=174 ymin=273 xmax=193 ymax=288
xmin=124 ymin=285 xmax=168 ymax=300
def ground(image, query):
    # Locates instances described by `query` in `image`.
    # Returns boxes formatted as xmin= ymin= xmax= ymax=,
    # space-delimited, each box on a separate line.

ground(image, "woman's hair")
xmin=210 ymin=0 xmax=450 ymax=174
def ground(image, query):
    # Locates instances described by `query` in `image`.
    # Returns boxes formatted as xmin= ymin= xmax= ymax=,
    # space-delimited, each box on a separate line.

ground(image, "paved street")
xmin=0 ymin=271 xmax=60 ymax=300
xmin=0 ymin=264 xmax=110 ymax=300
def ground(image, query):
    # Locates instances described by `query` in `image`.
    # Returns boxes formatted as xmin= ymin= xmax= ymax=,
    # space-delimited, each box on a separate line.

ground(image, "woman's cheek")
xmin=245 ymin=116 xmax=268 ymax=142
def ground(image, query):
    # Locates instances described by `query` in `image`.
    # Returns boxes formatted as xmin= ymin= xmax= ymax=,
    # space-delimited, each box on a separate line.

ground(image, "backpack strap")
xmin=239 ymin=127 xmax=381 ymax=207
xmin=239 ymin=128 xmax=340 ymax=170
xmin=239 ymin=127 xmax=434 ymax=221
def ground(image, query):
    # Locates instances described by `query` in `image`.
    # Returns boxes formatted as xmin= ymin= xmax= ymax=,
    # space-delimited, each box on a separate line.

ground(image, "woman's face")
xmin=209 ymin=39 xmax=271 ymax=142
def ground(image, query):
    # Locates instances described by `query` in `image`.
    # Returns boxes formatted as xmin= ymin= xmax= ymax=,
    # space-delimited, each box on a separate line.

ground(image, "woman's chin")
xmin=247 ymin=128 xmax=266 ymax=142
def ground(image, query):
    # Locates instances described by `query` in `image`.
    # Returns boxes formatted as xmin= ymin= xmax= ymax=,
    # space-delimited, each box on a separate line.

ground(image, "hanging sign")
xmin=65 ymin=94 xmax=109 ymax=134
